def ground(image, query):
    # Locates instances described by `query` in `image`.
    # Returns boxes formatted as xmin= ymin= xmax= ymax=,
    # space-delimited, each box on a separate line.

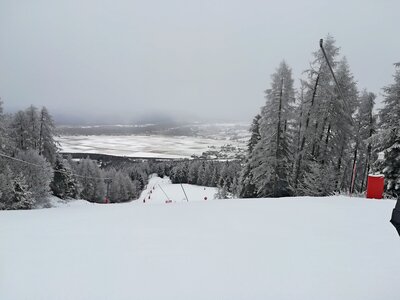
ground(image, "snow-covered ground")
xmin=1 ymin=178 xmax=399 ymax=300
xmin=57 ymin=135 xmax=243 ymax=158
xmin=138 ymin=176 xmax=217 ymax=203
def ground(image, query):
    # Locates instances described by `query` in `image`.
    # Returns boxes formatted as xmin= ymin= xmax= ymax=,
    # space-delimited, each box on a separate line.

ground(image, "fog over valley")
xmin=1 ymin=0 xmax=399 ymax=124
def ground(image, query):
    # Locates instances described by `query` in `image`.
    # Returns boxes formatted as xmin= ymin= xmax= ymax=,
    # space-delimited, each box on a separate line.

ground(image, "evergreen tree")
xmin=231 ymin=176 xmax=240 ymax=198
xmin=0 ymin=166 xmax=15 ymax=209
xmin=292 ymin=81 xmax=306 ymax=155
xmin=351 ymin=90 xmax=377 ymax=192
xmin=170 ymin=162 xmax=188 ymax=183
xmin=76 ymin=158 xmax=106 ymax=202
xmin=298 ymin=162 xmax=336 ymax=196
xmin=247 ymin=114 xmax=261 ymax=153
xmin=201 ymin=162 xmax=213 ymax=186
xmin=197 ymin=162 xmax=207 ymax=186
xmin=247 ymin=61 xmax=295 ymax=197
xmin=210 ymin=164 xmax=220 ymax=187
xmin=0 ymin=100 xmax=11 ymax=153
xmin=15 ymin=150 xmax=54 ymax=206
xmin=295 ymin=36 xmax=358 ymax=195
xmin=108 ymin=170 xmax=136 ymax=202
xmin=215 ymin=181 xmax=229 ymax=199
xmin=25 ymin=105 xmax=40 ymax=150
xmin=50 ymin=156 xmax=78 ymax=199
xmin=131 ymin=179 xmax=142 ymax=199
xmin=11 ymin=111 xmax=29 ymax=151
xmin=128 ymin=166 xmax=148 ymax=190
xmin=322 ymin=57 xmax=358 ymax=191
xmin=10 ymin=174 xmax=34 ymax=210
xmin=293 ymin=35 xmax=340 ymax=190
xmin=376 ymin=66 xmax=400 ymax=198
xmin=239 ymin=114 xmax=261 ymax=198
xmin=38 ymin=107 xmax=58 ymax=165
xmin=218 ymin=162 xmax=229 ymax=189
xmin=188 ymin=161 xmax=200 ymax=184
xmin=0 ymin=166 xmax=34 ymax=210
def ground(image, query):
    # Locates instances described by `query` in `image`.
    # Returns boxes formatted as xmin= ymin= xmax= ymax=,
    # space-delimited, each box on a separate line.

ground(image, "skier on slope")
xmin=390 ymin=198 xmax=400 ymax=236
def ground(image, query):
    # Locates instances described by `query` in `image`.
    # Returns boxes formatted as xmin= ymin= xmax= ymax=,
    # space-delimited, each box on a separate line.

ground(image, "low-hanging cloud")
xmin=0 ymin=0 xmax=399 ymax=124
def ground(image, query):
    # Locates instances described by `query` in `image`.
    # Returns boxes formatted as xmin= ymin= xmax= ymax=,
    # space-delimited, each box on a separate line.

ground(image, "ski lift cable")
xmin=0 ymin=152 xmax=111 ymax=180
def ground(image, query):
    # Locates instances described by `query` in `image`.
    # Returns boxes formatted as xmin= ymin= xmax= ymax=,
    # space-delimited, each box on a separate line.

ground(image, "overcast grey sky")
xmin=0 ymin=0 xmax=399 ymax=124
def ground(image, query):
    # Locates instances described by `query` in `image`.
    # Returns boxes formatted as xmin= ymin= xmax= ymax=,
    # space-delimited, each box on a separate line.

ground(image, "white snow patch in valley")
xmin=56 ymin=135 xmax=243 ymax=158
xmin=1 ymin=178 xmax=399 ymax=300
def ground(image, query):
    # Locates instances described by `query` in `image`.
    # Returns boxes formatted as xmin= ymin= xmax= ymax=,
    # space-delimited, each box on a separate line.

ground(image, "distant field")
xmin=57 ymin=135 xmax=244 ymax=159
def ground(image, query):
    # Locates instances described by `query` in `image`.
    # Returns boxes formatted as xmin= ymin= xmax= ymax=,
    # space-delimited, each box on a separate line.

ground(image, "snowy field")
xmin=57 ymin=135 xmax=242 ymax=158
xmin=1 ymin=178 xmax=399 ymax=300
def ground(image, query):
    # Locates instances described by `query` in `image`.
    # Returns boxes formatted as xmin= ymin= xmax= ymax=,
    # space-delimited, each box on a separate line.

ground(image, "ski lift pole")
xmin=180 ymin=184 xmax=189 ymax=202
xmin=319 ymin=39 xmax=345 ymax=101
xmin=319 ymin=38 xmax=353 ymax=123
xmin=158 ymin=184 xmax=170 ymax=201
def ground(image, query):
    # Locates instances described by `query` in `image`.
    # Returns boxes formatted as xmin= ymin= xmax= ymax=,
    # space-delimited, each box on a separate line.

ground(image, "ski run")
xmin=1 ymin=176 xmax=399 ymax=300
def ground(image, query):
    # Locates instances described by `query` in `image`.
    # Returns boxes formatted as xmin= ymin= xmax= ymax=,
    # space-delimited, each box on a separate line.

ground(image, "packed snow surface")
xmin=1 ymin=178 xmax=399 ymax=300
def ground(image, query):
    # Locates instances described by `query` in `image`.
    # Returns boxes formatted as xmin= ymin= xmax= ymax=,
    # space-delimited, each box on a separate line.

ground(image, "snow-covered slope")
xmin=1 ymin=181 xmax=399 ymax=300
xmin=138 ymin=175 xmax=218 ymax=204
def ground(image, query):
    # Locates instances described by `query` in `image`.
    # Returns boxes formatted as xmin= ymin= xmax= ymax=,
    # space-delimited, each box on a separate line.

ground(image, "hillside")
xmin=0 ymin=179 xmax=399 ymax=300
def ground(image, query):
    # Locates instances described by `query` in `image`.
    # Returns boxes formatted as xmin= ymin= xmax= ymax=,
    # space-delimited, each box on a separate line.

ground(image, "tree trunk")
xmin=361 ymin=108 xmax=375 ymax=192
xmin=38 ymin=111 xmax=44 ymax=156
xmin=294 ymin=73 xmax=320 ymax=188
xmin=296 ymin=92 xmax=304 ymax=151
xmin=361 ymin=143 xmax=372 ymax=192
xmin=274 ymin=78 xmax=284 ymax=197
xmin=314 ymin=116 xmax=328 ymax=160
xmin=335 ymin=141 xmax=346 ymax=190
xmin=321 ymin=123 xmax=331 ymax=165
xmin=350 ymin=141 xmax=359 ymax=193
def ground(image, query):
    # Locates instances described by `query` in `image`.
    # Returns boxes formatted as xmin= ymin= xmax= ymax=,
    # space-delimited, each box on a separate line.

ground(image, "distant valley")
xmin=56 ymin=122 xmax=250 ymax=159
